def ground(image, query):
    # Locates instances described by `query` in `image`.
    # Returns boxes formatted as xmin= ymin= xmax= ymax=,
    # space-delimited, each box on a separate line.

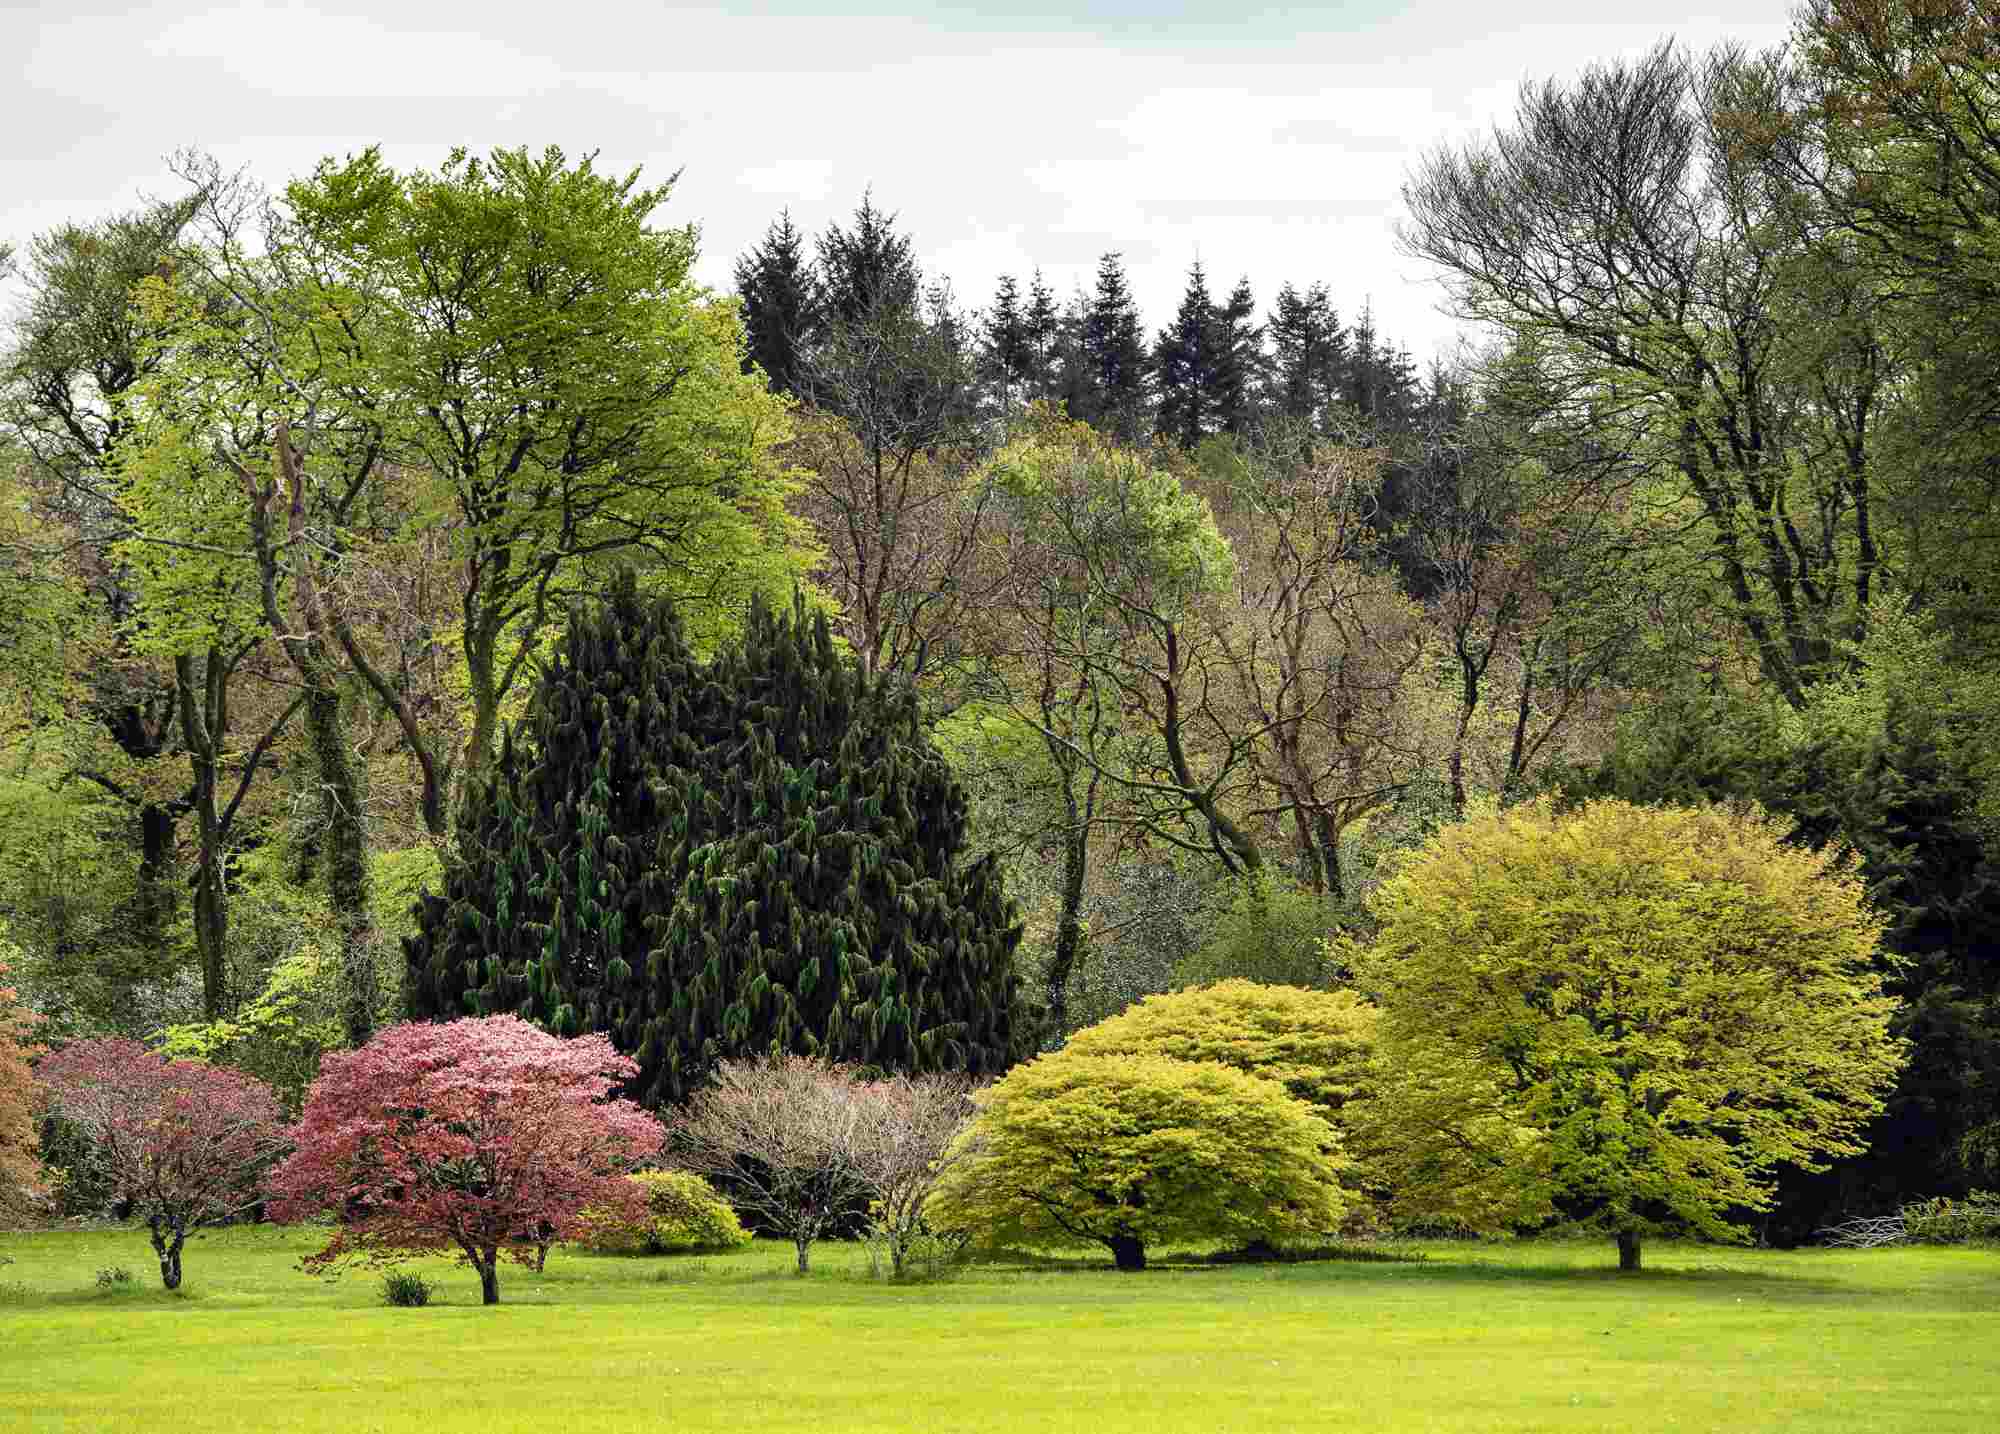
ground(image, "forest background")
xmin=2 ymin=0 xmax=1997 ymax=1240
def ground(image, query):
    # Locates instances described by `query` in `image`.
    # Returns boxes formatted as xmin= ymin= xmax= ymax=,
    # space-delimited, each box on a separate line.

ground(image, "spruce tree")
xmin=817 ymin=191 xmax=920 ymax=329
xmin=1153 ymin=261 xmax=1219 ymax=448
xmin=983 ymin=273 xmax=1031 ymax=407
xmin=1212 ymin=277 xmax=1263 ymax=436
xmin=1078 ymin=251 xmax=1151 ymax=441
xmin=733 ymin=210 xmax=819 ymax=397
xmin=1266 ymin=282 xmax=1345 ymax=426
xmin=407 ymin=573 xmax=1033 ymax=1107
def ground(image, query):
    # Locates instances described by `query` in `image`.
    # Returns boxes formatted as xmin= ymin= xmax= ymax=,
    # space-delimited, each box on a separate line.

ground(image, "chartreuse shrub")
xmin=579 ymin=1171 xmax=751 ymax=1254
xmin=1063 ymin=979 xmax=1380 ymax=1227
xmin=926 ymin=1050 xmax=1347 ymax=1271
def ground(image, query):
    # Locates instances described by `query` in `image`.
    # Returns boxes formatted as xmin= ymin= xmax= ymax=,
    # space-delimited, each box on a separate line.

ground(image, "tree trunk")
xmin=135 ymin=801 xmax=180 ymax=948
xmin=150 ymin=1217 xmax=185 ymax=1290
xmin=795 ymin=1236 xmax=811 ymax=1276
xmin=1047 ymin=827 xmax=1088 ymax=1037
xmin=1616 ymin=1230 xmax=1642 ymax=1272
xmin=304 ymin=678 xmax=377 ymax=1048
xmin=177 ymin=652 xmax=228 ymax=1017
xmin=477 ymin=1255 xmax=501 ymax=1305
xmin=1108 ymin=1234 xmax=1146 ymax=1272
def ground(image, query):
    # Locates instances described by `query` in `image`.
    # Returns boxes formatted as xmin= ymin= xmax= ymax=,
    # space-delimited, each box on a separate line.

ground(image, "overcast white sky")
xmin=5 ymin=1 xmax=1799 ymax=362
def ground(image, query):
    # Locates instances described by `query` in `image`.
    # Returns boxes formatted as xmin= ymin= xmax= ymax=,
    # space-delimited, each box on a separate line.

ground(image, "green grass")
xmin=1 ymin=1227 xmax=1995 ymax=1433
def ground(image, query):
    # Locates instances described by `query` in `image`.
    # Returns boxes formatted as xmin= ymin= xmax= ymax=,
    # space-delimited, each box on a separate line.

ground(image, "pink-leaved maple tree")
xmin=267 ymin=1015 xmax=663 ymax=1304
xmin=0 ymin=959 xmax=46 ymax=1222
xmin=36 ymin=1037 xmax=288 ymax=1288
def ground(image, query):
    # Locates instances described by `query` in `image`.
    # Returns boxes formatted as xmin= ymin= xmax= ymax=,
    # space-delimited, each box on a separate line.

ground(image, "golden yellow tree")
xmin=1350 ymin=799 xmax=1905 ymax=1270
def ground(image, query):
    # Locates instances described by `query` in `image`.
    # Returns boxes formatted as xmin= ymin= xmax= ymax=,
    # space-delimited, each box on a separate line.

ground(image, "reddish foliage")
xmin=0 ymin=961 xmax=45 ymax=1219
xmin=267 ymin=1016 xmax=663 ymax=1304
xmin=36 ymin=1037 xmax=287 ymax=1287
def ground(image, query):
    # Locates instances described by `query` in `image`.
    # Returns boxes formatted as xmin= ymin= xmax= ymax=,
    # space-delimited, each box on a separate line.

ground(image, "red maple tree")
xmin=37 ymin=1038 xmax=288 ymax=1288
xmin=268 ymin=1016 xmax=663 ymax=1304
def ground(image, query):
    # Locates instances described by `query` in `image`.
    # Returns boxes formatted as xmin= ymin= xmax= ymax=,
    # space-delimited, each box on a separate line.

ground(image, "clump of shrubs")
xmin=93 ymin=1265 xmax=135 ymax=1289
xmin=379 ymin=1270 xmax=433 ymax=1307
xmin=1902 ymin=1192 xmax=2000 ymax=1244
xmin=577 ymin=1171 xmax=752 ymax=1255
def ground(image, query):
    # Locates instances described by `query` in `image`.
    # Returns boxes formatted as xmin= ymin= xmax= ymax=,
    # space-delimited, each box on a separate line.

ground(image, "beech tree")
xmin=37 ymin=1038 xmax=288 ymax=1289
xmin=1348 ymin=799 xmax=1906 ymax=1270
xmin=927 ymin=1050 xmax=1347 ymax=1270
xmin=268 ymin=1016 xmax=662 ymax=1305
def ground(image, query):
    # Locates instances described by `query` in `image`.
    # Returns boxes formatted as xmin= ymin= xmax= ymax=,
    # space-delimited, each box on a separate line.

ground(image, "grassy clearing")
xmin=1 ymin=1227 xmax=1994 ymax=1433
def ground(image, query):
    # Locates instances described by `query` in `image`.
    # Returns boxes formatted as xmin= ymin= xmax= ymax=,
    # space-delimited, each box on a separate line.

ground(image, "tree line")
xmin=2 ymin=0 xmax=1996 ymax=1239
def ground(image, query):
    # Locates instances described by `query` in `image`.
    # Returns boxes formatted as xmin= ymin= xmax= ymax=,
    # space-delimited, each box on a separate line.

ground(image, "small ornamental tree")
xmin=669 ymin=1056 xmax=877 ymax=1274
xmin=36 ymin=1039 xmax=287 ymax=1289
xmin=268 ymin=1016 xmax=663 ymax=1305
xmin=925 ymin=1051 xmax=1348 ymax=1271
xmin=1347 ymin=799 xmax=1907 ymax=1271
xmin=0 ymin=959 xmax=46 ymax=1221
xmin=848 ymin=1072 xmax=980 ymax=1277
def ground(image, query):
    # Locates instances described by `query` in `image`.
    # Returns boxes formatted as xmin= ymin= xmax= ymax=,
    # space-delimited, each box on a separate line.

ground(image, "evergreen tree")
xmin=1265 ymin=282 xmax=1345 ymax=425
xmin=1152 ymin=261 xmax=1219 ymax=448
xmin=983 ymin=273 xmax=1032 ymax=408
xmin=733 ymin=210 xmax=820 ymax=397
xmin=817 ymin=191 xmax=920 ymax=330
xmin=1212 ymin=276 xmax=1263 ymax=436
xmin=407 ymin=573 xmax=1033 ymax=1107
xmin=1077 ymin=252 xmax=1151 ymax=441
xmin=1023 ymin=269 xmax=1062 ymax=401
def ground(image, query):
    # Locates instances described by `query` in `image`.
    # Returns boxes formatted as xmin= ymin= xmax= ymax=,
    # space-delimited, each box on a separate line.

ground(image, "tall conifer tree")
xmin=407 ymin=573 xmax=1033 ymax=1106
xmin=733 ymin=210 xmax=820 ymax=397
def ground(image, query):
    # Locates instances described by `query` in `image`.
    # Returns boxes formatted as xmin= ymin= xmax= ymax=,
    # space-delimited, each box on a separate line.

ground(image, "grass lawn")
xmin=1 ymin=1227 xmax=1994 ymax=1433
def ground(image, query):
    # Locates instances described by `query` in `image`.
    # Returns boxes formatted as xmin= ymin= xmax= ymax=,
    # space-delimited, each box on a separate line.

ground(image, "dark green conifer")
xmin=407 ymin=573 xmax=1033 ymax=1105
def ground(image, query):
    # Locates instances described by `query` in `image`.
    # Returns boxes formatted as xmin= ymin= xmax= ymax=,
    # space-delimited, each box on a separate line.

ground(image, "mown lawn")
xmin=0 ymin=1226 xmax=1994 ymax=1433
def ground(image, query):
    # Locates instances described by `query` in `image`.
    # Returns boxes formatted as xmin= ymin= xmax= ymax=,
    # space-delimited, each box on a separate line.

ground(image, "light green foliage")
xmin=156 ymin=950 xmax=342 ymax=1111
xmin=927 ymin=1050 xmax=1346 ymax=1267
xmin=1348 ymin=799 xmax=1906 ymax=1262
xmin=1063 ymin=979 xmax=1377 ymax=1120
xmin=1173 ymin=871 xmax=1347 ymax=988
xmin=577 ymin=1171 xmax=751 ymax=1255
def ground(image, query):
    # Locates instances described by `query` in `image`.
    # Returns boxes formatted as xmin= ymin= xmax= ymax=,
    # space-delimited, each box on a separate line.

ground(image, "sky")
xmin=4 ymin=1 xmax=1800 ymax=364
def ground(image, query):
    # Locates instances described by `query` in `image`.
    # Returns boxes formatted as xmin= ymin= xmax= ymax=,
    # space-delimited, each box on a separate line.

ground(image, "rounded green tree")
xmin=406 ymin=573 xmax=1033 ymax=1105
xmin=926 ymin=1050 xmax=1347 ymax=1270
xmin=1348 ymin=798 xmax=1906 ymax=1270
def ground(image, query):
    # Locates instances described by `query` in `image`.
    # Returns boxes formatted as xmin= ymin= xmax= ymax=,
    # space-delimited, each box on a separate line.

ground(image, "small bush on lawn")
xmin=1902 ymin=1191 xmax=2000 ymax=1244
xmin=579 ymin=1171 xmax=751 ymax=1255
xmin=93 ymin=1265 xmax=134 ymax=1289
xmin=380 ymin=1270 xmax=433 ymax=1307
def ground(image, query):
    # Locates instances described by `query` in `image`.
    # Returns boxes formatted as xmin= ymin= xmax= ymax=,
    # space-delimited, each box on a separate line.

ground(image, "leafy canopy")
xmin=1348 ymin=798 xmax=1905 ymax=1264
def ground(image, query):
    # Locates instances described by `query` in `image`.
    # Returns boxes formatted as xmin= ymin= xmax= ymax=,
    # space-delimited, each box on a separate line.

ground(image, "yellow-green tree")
xmin=1348 ymin=799 xmax=1905 ymax=1270
xmin=926 ymin=1050 xmax=1347 ymax=1270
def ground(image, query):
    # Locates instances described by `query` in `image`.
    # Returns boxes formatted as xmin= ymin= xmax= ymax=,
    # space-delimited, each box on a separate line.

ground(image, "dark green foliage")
xmin=379 ymin=1270 xmax=433 ymax=1307
xmin=407 ymin=574 xmax=1033 ymax=1106
xmin=733 ymin=209 xmax=819 ymax=397
xmin=1075 ymin=252 xmax=1151 ymax=441
xmin=1153 ymin=261 xmax=1221 ymax=448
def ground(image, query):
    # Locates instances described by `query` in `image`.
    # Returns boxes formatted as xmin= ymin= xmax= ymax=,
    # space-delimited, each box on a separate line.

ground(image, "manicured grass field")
xmin=1 ymin=1227 xmax=1994 ymax=1433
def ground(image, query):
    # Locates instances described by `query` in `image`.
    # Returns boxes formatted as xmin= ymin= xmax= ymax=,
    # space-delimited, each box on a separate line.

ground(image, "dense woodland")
xmin=3 ymin=0 xmax=1998 ymax=1239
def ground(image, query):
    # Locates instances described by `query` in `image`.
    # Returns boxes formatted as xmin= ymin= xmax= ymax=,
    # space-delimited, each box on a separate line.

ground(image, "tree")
xmin=37 ymin=1038 xmax=288 ymax=1289
xmin=927 ymin=1050 xmax=1347 ymax=1270
xmin=1063 ymin=978 xmax=1376 ymax=1123
xmin=1153 ymin=261 xmax=1221 ymax=448
xmin=668 ymin=1055 xmax=878 ymax=1274
xmin=1265 ymin=282 xmax=1345 ymax=426
xmin=1076 ymin=253 xmax=1152 ymax=441
xmin=1400 ymin=43 xmax=1895 ymax=709
xmin=0 ymin=955 xmax=45 ymax=1221
xmin=734 ymin=209 xmax=820 ymax=397
xmin=267 ymin=1016 xmax=662 ymax=1305
xmin=1211 ymin=277 xmax=1263 ymax=436
xmin=847 ymin=1070 xmax=979 ymax=1277
xmin=405 ymin=575 xmax=1032 ymax=1107
xmin=1348 ymin=799 xmax=1905 ymax=1271
xmin=817 ymin=191 xmax=921 ymax=329
xmin=285 ymin=145 xmax=806 ymax=784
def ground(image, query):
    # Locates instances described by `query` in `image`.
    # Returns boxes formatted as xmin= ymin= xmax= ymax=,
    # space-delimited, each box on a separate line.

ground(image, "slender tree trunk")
xmin=477 ymin=1254 xmax=501 ymax=1305
xmin=1048 ymin=826 xmax=1088 ymax=1037
xmin=1616 ymin=1230 xmax=1642 ymax=1273
xmin=135 ymin=803 xmax=180 ymax=948
xmin=150 ymin=1216 xmax=186 ymax=1290
xmin=177 ymin=652 xmax=228 ymax=1016
xmin=1108 ymin=1234 xmax=1146 ymax=1272
xmin=304 ymin=676 xmax=376 ymax=1047
xmin=795 ymin=1235 xmax=812 ymax=1275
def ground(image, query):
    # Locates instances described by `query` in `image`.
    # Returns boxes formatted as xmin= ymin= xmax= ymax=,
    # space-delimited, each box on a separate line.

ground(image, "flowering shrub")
xmin=267 ymin=1016 xmax=663 ymax=1304
xmin=36 ymin=1038 xmax=288 ymax=1288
